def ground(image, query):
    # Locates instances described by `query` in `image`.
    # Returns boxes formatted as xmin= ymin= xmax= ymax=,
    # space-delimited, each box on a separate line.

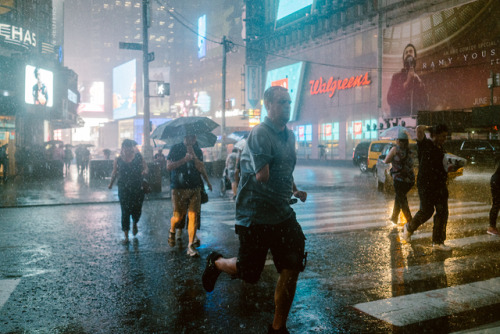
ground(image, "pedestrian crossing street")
xmin=203 ymin=193 xmax=500 ymax=332
xmin=203 ymin=194 xmax=494 ymax=235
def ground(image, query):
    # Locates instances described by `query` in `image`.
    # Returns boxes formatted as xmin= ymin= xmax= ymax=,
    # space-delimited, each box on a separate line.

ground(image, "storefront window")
xmin=294 ymin=124 xmax=313 ymax=159
xmin=318 ymin=122 xmax=339 ymax=160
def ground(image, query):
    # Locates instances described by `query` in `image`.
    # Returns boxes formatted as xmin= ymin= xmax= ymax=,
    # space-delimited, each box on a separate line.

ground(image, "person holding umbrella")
xmin=167 ymin=134 xmax=212 ymax=257
xmin=108 ymin=139 xmax=148 ymax=243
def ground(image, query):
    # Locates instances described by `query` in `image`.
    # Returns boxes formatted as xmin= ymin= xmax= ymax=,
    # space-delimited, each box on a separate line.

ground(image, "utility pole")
xmin=142 ymin=0 xmax=153 ymax=161
xmin=221 ymin=35 xmax=227 ymax=158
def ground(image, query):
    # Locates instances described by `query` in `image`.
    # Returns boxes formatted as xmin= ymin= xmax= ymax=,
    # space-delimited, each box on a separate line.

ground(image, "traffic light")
xmin=157 ymin=82 xmax=170 ymax=96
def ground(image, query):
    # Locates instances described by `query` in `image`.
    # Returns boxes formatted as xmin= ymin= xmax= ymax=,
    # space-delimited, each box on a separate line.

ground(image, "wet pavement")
xmin=1 ymin=163 xmax=500 ymax=333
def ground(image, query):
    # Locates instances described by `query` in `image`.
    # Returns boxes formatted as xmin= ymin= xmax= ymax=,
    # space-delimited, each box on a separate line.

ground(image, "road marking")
xmin=0 ymin=279 xmax=20 ymax=310
xmin=354 ymin=277 xmax=500 ymax=327
xmin=204 ymin=199 xmax=492 ymax=235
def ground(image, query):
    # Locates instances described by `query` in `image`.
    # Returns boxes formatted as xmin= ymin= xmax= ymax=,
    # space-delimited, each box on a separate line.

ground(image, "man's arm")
xmin=416 ymin=125 xmax=430 ymax=142
xmin=256 ymin=164 xmax=269 ymax=183
xmin=292 ymin=181 xmax=307 ymax=202
xmin=166 ymin=153 xmax=192 ymax=171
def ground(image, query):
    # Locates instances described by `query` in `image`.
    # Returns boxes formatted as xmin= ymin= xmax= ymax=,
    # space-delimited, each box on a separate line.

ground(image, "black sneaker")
xmin=168 ymin=231 xmax=176 ymax=247
xmin=202 ymin=251 xmax=223 ymax=292
xmin=268 ymin=324 xmax=290 ymax=334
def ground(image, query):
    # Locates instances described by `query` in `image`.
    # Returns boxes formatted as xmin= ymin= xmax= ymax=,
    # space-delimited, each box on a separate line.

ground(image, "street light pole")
xmin=221 ymin=35 xmax=227 ymax=158
xmin=142 ymin=0 xmax=153 ymax=161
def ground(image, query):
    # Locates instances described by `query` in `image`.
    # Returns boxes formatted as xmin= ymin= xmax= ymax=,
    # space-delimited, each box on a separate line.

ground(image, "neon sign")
xmin=309 ymin=72 xmax=371 ymax=98
xmin=0 ymin=23 xmax=37 ymax=49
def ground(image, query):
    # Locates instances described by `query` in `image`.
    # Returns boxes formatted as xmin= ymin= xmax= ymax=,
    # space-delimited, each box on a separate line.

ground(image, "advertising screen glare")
xmin=25 ymin=65 xmax=53 ymax=107
xmin=382 ymin=0 xmax=500 ymax=119
xmin=113 ymin=59 xmax=137 ymax=120
xmin=276 ymin=0 xmax=313 ymax=21
xmin=261 ymin=62 xmax=305 ymax=122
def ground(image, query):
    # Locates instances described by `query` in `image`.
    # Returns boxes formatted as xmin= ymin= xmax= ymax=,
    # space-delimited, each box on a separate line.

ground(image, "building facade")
xmin=0 ymin=0 xmax=79 ymax=174
xmin=244 ymin=0 xmax=500 ymax=160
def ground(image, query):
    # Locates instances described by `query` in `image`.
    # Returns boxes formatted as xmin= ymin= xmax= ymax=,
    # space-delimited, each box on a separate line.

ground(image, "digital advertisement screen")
xmin=25 ymin=65 xmax=54 ymax=107
xmin=276 ymin=0 xmax=313 ymax=21
xmin=382 ymin=0 xmax=500 ymax=118
xmin=261 ymin=62 xmax=305 ymax=122
xmin=198 ymin=15 xmax=206 ymax=59
xmin=78 ymin=81 xmax=104 ymax=113
xmin=113 ymin=59 xmax=137 ymax=120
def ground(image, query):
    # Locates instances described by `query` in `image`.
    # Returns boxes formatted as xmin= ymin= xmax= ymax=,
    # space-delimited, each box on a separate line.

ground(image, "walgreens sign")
xmin=309 ymin=72 xmax=371 ymax=98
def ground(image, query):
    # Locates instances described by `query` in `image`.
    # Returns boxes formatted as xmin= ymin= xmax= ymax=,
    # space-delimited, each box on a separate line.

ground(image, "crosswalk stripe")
xmin=353 ymin=277 xmax=500 ymax=327
xmin=0 ymin=279 xmax=20 ymax=310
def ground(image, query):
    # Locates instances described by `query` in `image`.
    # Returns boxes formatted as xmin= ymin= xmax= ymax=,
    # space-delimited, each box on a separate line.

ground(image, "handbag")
xmin=142 ymin=179 xmax=152 ymax=194
xmin=200 ymin=188 xmax=209 ymax=204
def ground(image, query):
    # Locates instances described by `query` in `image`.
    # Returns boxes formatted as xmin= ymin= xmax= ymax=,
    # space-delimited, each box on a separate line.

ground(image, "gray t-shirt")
xmin=235 ymin=117 xmax=296 ymax=227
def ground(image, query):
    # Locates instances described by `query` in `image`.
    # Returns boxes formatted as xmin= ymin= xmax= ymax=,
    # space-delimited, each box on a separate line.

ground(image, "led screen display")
xmin=198 ymin=15 xmax=206 ymax=59
xmin=261 ymin=62 xmax=304 ymax=122
xmin=78 ymin=81 xmax=105 ymax=113
xmin=25 ymin=65 xmax=53 ymax=107
xmin=113 ymin=59 xmax=137 ymax=120
xmin=276 ymin=0 xmax=313 ymax=21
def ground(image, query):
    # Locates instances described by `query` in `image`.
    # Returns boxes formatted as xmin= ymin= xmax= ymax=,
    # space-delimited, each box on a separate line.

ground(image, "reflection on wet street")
xmin=1 ymin=164 xmax=500 ymax=333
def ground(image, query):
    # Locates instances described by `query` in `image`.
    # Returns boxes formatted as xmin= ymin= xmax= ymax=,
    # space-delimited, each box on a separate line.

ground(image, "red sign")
xmin=354 ymin=122 xmax=363 ymax=136
xmin=309 ymin=72 xmax=371 ymax=98
xmin=325 ymin=124 xmax=332 ymax=138
xmin=272 ymin=78 xmax=289 ymax=89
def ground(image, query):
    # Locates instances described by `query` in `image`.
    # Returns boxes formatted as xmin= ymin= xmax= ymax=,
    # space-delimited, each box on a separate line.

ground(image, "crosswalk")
xmin=204 ymin=192 xmax=500 ymax=332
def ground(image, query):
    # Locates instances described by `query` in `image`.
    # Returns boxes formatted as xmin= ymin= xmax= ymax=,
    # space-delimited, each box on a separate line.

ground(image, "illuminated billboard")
xmin=276 ymin=0 xmax=313 ymax=21
xmin=25 ymin=65 xmax=53 ymax=107
xmin=382 ymin=0 xmax=500 ymax=118
xmin=261 ymin=62 xmax=305 ymax=122
xmin=275 ymin=0 xmax=312 ymax=27
xmin=198 ymin=15 xmax=206 ymax=59
xmin=78 ymin=81 xmax=105 ymax=113
xmin=113 ymin=59 xmax=137 ymax=120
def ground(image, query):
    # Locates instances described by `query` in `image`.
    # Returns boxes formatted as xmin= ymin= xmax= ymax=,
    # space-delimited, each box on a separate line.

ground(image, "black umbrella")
xmin=162 ymin=132 xmax=217 ymax=149
xmin=151 ymin=116 xmax=219 ymax=140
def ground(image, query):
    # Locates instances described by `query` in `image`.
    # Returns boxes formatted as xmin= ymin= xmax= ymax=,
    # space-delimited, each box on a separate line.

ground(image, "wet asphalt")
xmin=1 ymin=163 xmax=500 ymax=333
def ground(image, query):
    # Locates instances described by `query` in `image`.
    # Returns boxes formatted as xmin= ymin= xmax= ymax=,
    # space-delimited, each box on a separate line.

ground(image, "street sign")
xmin=246 ymin=65 xmax=261 ymax=109
xmin=119 ymin=42 xmax=143 ymax=51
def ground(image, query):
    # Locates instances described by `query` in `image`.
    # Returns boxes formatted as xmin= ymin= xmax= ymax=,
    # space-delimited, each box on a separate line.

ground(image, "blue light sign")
xmin=276 ymin=0 xmax=313 ymax=21
xmin=198 ymin=15 xmax=206 ymax=59
xmin=261 ymin=62 xmax=305 ymax=122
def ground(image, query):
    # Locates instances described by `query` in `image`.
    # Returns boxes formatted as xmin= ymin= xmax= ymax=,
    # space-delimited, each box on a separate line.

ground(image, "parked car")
xmin=444 ymin=139 xmax=500 ymax=169
xmin=352 ymin=141 xmax=371 ymax=172
xmin=374 ymin=142 xmax=465 ymax=193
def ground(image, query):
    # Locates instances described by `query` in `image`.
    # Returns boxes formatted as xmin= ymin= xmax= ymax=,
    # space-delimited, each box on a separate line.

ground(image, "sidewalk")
xmin=0 ymin=165 xmax=173 ymax=208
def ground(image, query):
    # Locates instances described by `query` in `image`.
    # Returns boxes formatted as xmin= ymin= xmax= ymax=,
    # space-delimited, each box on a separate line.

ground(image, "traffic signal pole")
xmin=142 ymin=0 xmax=153 ymax=161
xmin=221 ymin=35 xmax=227 ymax=158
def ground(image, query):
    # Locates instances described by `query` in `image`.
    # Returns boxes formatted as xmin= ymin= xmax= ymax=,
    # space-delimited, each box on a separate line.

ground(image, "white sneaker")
xmin=175 ymin=228 xmax=182 ymax=241
xmin=402 ymin=223 xmax=412 ymax=243
xmin=432 ymin=243 xmax=452 ymax=251
xmin=187 ymin=244 xmax=200 ymax=257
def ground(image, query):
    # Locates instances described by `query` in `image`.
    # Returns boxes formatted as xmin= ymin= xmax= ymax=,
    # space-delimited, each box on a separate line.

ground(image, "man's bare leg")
xmin=272 ymin=269 xmax=299 ymax=330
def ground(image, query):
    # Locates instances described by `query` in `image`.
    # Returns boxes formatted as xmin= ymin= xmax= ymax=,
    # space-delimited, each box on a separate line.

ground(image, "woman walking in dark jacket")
xmin=109 ymin=139 xmax=148 ymax=243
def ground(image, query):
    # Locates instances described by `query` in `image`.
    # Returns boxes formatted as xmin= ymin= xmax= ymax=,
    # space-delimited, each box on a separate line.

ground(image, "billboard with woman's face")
xmin=25 ymin=65 xmax=53 ymax=107
xmin=382 ymin=0 xmax=500 ymax=118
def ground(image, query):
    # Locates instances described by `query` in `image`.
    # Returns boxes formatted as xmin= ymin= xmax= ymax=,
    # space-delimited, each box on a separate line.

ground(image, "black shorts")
xmin=235 ymin=214 xmax=307 ymax=284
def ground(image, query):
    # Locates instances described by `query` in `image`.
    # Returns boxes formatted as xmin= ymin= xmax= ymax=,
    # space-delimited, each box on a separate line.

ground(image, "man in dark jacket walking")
xmin=402 ymin=124 xmax=452 ymax=251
